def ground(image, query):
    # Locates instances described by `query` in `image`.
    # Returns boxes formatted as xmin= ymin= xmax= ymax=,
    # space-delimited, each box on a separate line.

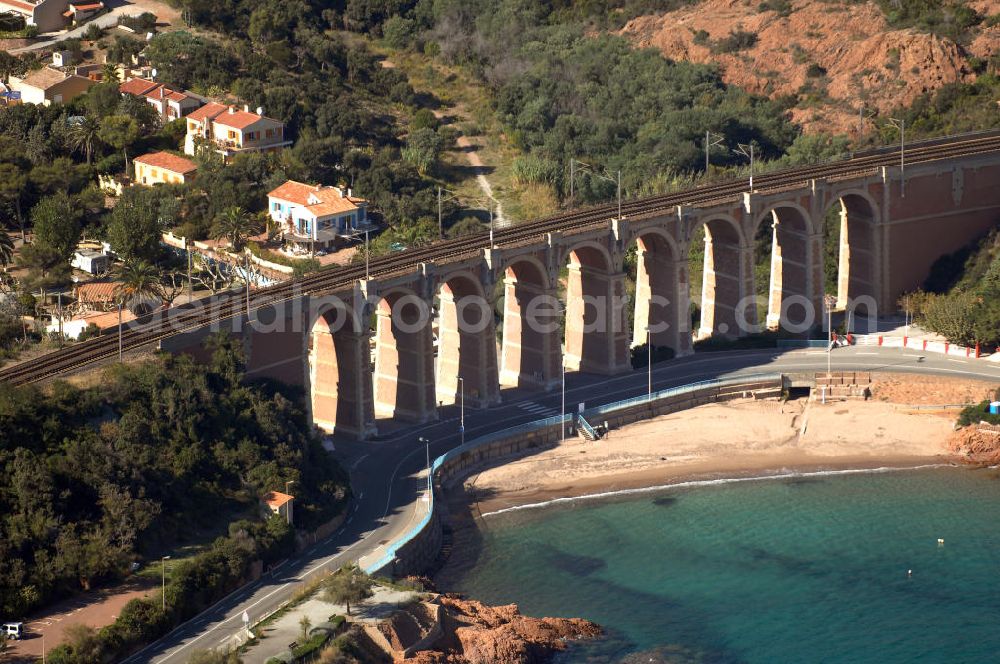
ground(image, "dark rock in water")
xmin=783 ymin=477 xmax=825 ymax=487
xmin=617 ymin=644 xmax=714 ymax=663
xmin=652 ymin=495 xmax=678 ymax=507
xmin=546 ymin=548 xmax=607 ymax=576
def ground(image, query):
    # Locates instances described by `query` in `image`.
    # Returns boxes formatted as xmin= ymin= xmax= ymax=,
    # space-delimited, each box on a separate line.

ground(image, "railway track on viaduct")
xmin=3 ymin=130 xmax=1000 ymax=386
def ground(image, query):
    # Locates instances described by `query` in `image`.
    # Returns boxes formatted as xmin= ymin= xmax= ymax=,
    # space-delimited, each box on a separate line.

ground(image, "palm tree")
xmin=212 ymin=206 xmax=261 ymax=319
xmin=113 ymin=260 xmax=162 ymax=362
xmin=69 ymin=116 xmax=102 ymax=165
xmin=0 ymin=228 xmax=13 ymax=269
xmin=101 ymin=62 xmax=120 ymax=84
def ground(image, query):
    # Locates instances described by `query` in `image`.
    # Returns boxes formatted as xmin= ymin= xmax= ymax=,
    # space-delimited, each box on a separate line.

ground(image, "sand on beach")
xmin=465 ymin=398 xmax=960 ymax=515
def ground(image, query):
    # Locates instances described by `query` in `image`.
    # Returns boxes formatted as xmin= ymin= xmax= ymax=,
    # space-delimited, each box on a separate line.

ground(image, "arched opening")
xmin=694 ymin=217 xmax=745 ymax=338
xmin=827 ymin=194 xmax=878 ymax=317
xmin=435 ymin=273 xmax=500 ymax=408
xmin=631 ymin=231 xmax=685 ymax=357
xmin=499 ymin=258 xmax=561 ymax=390
xmin=757 ymin=205 xmax=815 ymax=332
xmin=309 ymin=305 xmax=373 ymax=437
xmin=372 ymin=290 xmax=437 ymax=424
xmin=563 ymin=244 xmax=630 ymax=375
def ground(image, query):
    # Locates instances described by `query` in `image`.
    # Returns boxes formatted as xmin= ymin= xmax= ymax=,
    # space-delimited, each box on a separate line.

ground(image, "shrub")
xmin=806 ymin=63 xmax=827 ymax=78
xmin=712 ymin=30 xmax=759 ymax=53
xmin=957 ymin=401 xmax=1000 ymax=427
xmin=692 ymin=29 xmax=710 ymax=45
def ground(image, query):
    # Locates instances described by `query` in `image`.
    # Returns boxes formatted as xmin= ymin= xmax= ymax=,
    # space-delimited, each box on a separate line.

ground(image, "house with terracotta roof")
xmin=134 ymin=151 xmax=197 ymax=185
xmin=119 ymin=77 xmax=204 ymax=122
xmin=62 ymin=0 xmax=103 ymax=25
xmin=262 ymin=491 xmax=294 ymax=525
xmin=8 ymin=67 xmax=94 ymax=106
xmin=183 ymin=103 xmax=291 ymax=161
xmin=0 ymin=0 xmax=69 ymax=32
xmin=267 ymin=180 xmax=370 ymax=252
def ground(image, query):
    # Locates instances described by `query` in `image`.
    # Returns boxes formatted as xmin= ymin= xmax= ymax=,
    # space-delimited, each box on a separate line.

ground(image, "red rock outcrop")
xmin=619 ymin=0 xmax=981 ymax=134
xmin=948 ymin=425 xmax=1000 ymax=464
xmin=403 ymin=595 xmax=601 ymax=664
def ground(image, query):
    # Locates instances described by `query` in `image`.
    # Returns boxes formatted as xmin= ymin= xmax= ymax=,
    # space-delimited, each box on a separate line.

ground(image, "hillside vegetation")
xmin=904 ymin=228 xmax=1000 ymax=347
xmin=0 ymin=335 xmax=347 ymax=620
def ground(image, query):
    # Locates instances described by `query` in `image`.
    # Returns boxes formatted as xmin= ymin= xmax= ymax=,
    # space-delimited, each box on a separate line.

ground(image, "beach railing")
xmin=362 ymin=373 xmax=782 ymax=576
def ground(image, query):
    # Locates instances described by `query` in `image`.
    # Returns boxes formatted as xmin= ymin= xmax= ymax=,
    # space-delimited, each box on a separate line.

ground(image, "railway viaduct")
xmin=157 ymin=146 xmax=1000 ymax=440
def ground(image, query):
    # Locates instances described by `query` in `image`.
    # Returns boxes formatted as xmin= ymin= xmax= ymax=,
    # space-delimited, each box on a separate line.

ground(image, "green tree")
xmin=322 ymin=565 xmax=372 ymax=616
xmin=106 ymin=187 xmax=171 ymax=264
xmin=98 ymin=115 xmax=140 ymax=171
xmin=0 ymin=163 xmax=28 ymax=240
xmin=211 ymin=206 xmax=258 ymax=253
xmin=31 ymin=193 xmax=81 ymax=262
xmin=0 ymin=227 xmax=13 ymax=268
xmin=401 ymin=127 xmax=443 ymax=176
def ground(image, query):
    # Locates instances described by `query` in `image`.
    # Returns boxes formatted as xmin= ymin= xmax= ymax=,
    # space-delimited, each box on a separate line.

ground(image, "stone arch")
xmin=563 ymin=241 xmax=631 ymax=375
xmin=372 ymin=287 xmax=437 ymax=424
xmin=308 ymin=302 xmax=373 ymax=437
xmin=688 ymin=215 xmax=746 ymax=338
xmin=754 ymin=203 xmax=818 ymax=331
xmin=823 ymin=191 xmax=879 ymax=316
xmin=629 ymin=228 xmax=687 ymax=355
xmin=499 ymin=255 xmax=561 ymax=390
xmin=434 ymin=270 xmax=500 ymax=408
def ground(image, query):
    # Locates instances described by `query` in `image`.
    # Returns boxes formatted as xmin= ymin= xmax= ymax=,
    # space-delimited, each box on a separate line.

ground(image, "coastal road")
xmin=123 ymin=346 xmax=1000 ymax=663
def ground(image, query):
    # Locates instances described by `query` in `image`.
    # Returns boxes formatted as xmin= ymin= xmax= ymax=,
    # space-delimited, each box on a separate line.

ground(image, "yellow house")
xmin=133 ymin=151 xmax=197 ymax=186
xmin=8 ymin=67 xmax=94 ymax=106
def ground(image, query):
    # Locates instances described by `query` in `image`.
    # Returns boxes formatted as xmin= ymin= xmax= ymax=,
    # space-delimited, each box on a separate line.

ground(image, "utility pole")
xmin=56 ymin=292 xmax=62 ymax=348
xmin=364 ymin=228 xmax=370 ymax=280
xmin=827 ymin=301 xmax=832 ymax=377
xmin=889 ymin=117 xmax=905 ymax=197
xmin=616 ymin=169 xmax=622 ymax=220
xmin=489 ymin=201 xmax=494 ymax=248
xmin=569 ymin=159 xmax=575 ymax=202
xmin=736 ymin=142 xmax=755 ymax=190
xmin=561 ymin=358 xmax=566 ymax=442
xmin=117 ymin=300 xmax=123 ymax=363
xmin=284 ymin=480 xmax=295 ymax=525
xmin=705 ymin=130 xmax=724 ymax=173
xmin=437 ymin=186 xmax=442 ymax=240
xmin=161 ymin=555 xmax=171 ymax=611
xmin=186 ymin=239 xmax=193 ymax=300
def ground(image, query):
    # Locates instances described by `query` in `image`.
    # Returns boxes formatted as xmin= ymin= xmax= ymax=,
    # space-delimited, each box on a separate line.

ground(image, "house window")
xmin=188 ymin=121 xmax=198 ymax=132
xmin=265 ymin=128 xmax=273 ymax=139
xmin=228 ymin=130 xmax=237 ymax=140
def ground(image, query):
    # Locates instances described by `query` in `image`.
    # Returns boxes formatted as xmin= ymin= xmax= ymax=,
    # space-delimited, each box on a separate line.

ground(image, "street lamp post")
xmin=646 ymin=326 xmax=652 ymax=400
xmin=284 ymin=480 xmax=295 ymax=525
xmin=561 ymin=354 xmax=566 ymax=442
xmin=827 ymin=301 xmax=832 ymax=377
xmin=458 ymin=377 xmax=465 ymax=446
xmin=161 ymin=555 xmax=171 ymax=611
xmin=419 ymin=436 xmax=431 ymax=492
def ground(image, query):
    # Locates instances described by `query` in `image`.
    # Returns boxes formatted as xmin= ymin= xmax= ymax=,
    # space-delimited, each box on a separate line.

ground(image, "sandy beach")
xmin=462 ymin=397 xmax=961 ymax=516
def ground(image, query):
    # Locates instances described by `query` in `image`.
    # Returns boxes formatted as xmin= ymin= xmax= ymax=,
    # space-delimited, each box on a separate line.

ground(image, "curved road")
xmin=122 ymin=346 xmax=1000 ymax=663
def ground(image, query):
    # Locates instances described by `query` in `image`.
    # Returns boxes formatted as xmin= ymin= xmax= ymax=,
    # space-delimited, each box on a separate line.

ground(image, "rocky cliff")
xmin=620 ymin=0 xmax=1000 ymax=135
xmin=402 ymin=595 xmax=601 ymax=664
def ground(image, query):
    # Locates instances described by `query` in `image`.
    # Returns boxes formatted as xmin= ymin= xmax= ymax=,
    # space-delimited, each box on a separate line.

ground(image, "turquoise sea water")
xmin=448 ymin=467 xmax=1000 ymax=663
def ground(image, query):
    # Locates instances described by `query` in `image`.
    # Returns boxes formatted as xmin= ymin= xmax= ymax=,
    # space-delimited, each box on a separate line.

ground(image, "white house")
xmin=267 ymin=180 xmax=369 ymax=252
xmin=71 ymin=249 xmax=110 ymax=275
